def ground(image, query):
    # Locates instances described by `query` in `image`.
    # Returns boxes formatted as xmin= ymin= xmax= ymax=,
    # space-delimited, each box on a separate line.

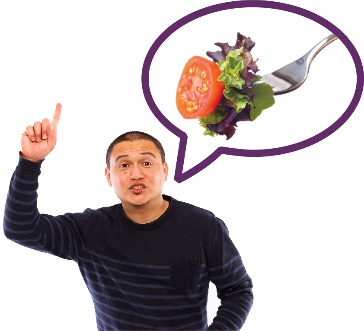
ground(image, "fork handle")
xmin=305 ymin=34 xmax=338 ymax=64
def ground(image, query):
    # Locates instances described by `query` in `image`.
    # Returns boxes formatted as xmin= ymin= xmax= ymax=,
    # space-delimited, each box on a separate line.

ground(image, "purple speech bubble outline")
xmin=142 ymin=0 xmax=363 ymax=183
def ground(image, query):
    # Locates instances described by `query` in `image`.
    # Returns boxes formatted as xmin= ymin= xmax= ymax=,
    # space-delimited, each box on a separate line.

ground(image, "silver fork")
xmin=259 ymin=34 xmax=338 ymax=95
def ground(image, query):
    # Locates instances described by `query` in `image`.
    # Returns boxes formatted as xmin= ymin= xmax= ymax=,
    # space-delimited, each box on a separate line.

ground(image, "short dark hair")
xmin=106 ymin=131 xmax=166 ymax=168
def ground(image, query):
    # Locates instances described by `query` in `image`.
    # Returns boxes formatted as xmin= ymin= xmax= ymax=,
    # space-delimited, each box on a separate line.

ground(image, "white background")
xmin=0 ymin=1 xmax=363 ymax=330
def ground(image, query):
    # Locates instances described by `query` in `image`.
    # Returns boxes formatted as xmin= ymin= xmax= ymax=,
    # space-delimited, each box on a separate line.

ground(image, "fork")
xmin=259 ymin=34 xmax=338 ymax=95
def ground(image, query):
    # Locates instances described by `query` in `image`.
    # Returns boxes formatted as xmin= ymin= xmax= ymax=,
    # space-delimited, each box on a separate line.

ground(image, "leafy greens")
xmin=199 ymin=32 xmax=275 ymax=139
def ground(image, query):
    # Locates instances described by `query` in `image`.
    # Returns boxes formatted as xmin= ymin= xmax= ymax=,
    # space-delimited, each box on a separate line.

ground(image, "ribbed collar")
xmin=117 ymin=195 xmax=175 ymax=230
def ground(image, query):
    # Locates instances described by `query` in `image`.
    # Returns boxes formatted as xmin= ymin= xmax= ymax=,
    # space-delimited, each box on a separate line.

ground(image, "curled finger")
xmin=33 ymin=121 xmax=42 ymax=142
xmin=41 ymin=118 xmax=50 ymax=140
xmin=25 ymin=125 xmax=35 ymax=142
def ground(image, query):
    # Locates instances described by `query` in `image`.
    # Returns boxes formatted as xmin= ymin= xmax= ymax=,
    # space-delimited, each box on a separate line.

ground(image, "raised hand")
xmin=21 ymin=103 xmax=62 ymax=162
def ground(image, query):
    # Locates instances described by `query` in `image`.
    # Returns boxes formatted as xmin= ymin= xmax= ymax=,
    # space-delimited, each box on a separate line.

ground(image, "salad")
xmin=176 ymin=32 xmax=275 ymax=139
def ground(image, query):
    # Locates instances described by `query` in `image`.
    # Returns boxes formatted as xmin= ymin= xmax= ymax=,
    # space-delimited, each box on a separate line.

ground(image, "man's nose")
xmin=129 ymin=166 xmax=144 ymax=180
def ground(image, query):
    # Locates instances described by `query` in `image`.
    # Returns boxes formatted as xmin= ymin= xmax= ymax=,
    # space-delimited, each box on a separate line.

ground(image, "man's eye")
xmin=119 ymin=163 xmax=128 ymax=168
xmin=143 ymin=162 xmax=152 ymax=166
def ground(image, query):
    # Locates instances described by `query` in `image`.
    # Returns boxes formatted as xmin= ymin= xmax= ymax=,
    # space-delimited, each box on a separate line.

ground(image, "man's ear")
xmin=105 ymin=167 xmax=112 ymax=187
xmin=164 ymin=162 xmax=169 ymax=181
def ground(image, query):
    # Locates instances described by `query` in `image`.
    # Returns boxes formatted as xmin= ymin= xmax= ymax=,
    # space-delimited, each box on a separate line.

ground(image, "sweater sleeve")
xmin=3 ymin=155 xmax=90 ymax=261
xmin=207 ymin=217 xmax=253 ymax=330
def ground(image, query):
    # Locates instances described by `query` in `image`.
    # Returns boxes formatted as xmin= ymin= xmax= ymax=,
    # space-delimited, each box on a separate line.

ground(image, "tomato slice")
xmin=176 ymin=56 xmax=225 ymax=119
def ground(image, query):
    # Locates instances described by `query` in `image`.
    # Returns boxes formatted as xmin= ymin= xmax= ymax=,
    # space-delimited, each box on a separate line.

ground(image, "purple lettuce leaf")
xmin=206 ymin=32 xmax=255 ymax=61
xmin=206 ymin=32 xmax=260 ymax=89
xmin=207 ymin=104 xmax=251 ymax=140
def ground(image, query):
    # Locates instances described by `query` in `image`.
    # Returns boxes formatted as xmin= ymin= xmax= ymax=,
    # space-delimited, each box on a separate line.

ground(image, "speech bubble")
xmin=142 ymin=0 xmax=363 ymax=183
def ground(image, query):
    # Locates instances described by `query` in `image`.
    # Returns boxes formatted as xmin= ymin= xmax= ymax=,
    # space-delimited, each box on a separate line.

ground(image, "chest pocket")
xmin=170 ymin=257 xmax=201 ymax=291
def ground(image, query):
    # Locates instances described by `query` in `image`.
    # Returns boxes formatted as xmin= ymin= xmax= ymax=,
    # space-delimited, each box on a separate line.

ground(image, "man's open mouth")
xmin=132 ymin=185 xmax=143 ymax=189
xmin=129 ymin=183 xmax=147 ymax=194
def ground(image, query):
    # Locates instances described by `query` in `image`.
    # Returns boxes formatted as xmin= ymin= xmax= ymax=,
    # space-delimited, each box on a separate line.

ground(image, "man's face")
xmin=105 ymin=139 xmax=168 ymax=208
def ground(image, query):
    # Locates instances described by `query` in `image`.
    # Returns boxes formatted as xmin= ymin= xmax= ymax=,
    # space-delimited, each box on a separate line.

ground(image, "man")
xmin=4 ymin=104 xmax=253 ymax=330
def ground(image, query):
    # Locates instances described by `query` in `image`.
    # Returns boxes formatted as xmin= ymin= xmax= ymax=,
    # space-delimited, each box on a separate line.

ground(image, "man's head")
xmin=106 ymin=131 xmax=165 ymax=169
xmin=105 ymin=131 xmax=168 ymax=214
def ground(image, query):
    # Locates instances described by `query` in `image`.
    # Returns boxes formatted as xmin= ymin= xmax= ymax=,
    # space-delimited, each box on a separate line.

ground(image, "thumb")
xmin=46 ymin=122 xmax=58 ymax=149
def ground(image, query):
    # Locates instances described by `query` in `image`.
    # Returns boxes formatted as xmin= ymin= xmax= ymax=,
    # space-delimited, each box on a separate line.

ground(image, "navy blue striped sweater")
xmin=3 ymin=155 xmax=253 ymax=330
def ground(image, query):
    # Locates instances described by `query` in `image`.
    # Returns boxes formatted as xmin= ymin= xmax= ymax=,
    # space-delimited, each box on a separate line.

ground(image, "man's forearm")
xmin=3 ymin=155 xmax=43 ymax=246
xmin=208 ymin=275 xmax=253 ymax=330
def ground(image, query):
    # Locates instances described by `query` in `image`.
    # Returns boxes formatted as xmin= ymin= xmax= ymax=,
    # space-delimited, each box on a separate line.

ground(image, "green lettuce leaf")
xmin=199 ymin=105 xmax=226 ymax=137
xmin=243 ymin=83 xmax=275 ymax=120
xmin=217 ymin=49 xmax=245 ymax=89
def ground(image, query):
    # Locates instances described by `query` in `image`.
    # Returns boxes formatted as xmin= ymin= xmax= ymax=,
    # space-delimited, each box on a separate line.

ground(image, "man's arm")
xmin=207 ymin=218 xmax=253 ymax=330
xmin=3 ymin=104 xmax=87 ymax=260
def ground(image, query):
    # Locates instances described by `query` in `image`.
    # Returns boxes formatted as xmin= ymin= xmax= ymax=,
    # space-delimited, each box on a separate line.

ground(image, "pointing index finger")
xmin=51 ymin=103 xmax=62 ymax=128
